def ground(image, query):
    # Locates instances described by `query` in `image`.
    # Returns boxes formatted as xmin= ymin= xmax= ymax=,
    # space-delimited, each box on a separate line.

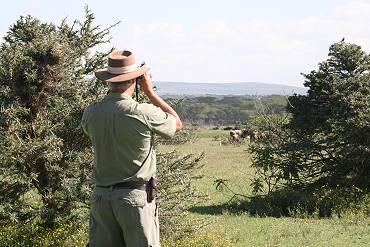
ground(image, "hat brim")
xmin=95 ymin=67 xmax=149 ymax=83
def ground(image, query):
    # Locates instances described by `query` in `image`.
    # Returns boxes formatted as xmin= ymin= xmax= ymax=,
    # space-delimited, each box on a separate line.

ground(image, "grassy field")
xmin=158 ymin=130 xmax=370 ymax=247
xmin=1 ymin=129 xmax=368 ymax=246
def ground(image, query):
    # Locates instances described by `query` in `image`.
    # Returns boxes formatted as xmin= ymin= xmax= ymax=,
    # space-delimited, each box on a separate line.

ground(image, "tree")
xmin=249 ymin=41 xmax=370 ymax=201
xmin=0 ymin=8 xmax=114 ymax=228
xmin=0 ymin=9 xmax=206 ymax=239
xmin=287 ymin=41 xmax=370 ymax=190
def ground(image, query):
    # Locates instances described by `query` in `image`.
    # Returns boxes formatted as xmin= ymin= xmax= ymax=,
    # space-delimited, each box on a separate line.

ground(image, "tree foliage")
xmin=0 ymin=9 xmax=205 ymax=238
xmin=249 ymin=41 xmax=370 ymax=201
xmin=157 ymin=151 xmax=205 ymax=238
xmin=0 ymin=8 xmax=114 ymax=228
xmin=287 ymin=41 xmax=370 ymax=190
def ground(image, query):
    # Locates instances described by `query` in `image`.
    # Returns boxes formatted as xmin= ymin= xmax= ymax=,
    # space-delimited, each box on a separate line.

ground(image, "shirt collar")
xmin=104 ymin=92 xmax=133 ymax=101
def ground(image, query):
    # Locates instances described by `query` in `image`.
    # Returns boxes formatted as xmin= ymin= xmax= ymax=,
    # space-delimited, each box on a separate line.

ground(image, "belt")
xmin=97 ymin=181 xmax=147 ymax=191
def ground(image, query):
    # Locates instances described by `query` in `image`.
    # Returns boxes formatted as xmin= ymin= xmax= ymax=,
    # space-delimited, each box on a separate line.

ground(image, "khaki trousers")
xmin=89 ymin=187 xmax=160 ymax=247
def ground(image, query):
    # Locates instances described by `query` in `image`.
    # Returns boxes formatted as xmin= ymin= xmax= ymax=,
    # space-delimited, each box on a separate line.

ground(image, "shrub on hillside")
xmin=0 ymin=8 xmax=112 ymax=228
xmin=0 ymin=223 xmax=87 ymax=247
xmin=0 ymin=8 xmax=206 ymax=241
xmin=0 ymin=222 xmax=235 ymax=247
xmin=157 ymin=151 xmax=206 ymax=238
xmin=248 ymin=41 xmax=370 ymax=216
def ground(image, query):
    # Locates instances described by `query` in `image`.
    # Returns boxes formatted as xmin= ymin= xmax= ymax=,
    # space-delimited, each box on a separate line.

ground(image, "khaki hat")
xmin=95 ymin=50 xmax=149 ymax=83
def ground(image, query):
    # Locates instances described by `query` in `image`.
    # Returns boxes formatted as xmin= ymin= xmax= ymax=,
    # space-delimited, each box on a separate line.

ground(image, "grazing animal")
xmin=249 ymin=130 xmax=268 ymax=142
xmin=230 ymin=128 xmax=267 ymax=143
xmin=230 ymin=129 xmax=251 ymax=142
xmin=229 ymin=130 xmax=241 ymax=142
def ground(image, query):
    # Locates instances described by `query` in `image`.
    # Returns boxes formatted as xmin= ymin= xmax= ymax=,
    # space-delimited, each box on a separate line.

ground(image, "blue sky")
xmin=2 ymin=0 xmax=370 ymax=87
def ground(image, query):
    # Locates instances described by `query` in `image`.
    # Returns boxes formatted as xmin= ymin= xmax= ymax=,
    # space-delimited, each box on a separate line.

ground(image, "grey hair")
xmin=108 ymin=80 xmax=133 ymax=91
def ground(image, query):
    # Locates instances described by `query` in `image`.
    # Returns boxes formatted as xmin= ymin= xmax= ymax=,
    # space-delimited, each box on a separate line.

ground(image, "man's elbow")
xmin=176 ymin=119 xmax=183 ymax=132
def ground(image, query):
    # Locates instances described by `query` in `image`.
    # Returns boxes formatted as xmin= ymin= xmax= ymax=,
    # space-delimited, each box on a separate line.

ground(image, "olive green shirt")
xmin=82 ymin=93 xmax=176 ymax=186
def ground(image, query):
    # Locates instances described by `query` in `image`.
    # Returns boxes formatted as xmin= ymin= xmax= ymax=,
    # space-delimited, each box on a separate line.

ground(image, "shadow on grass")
xmin=188 ymin=199 xmax=289 ymax=217
xmin=188 ymin=198 xmax=275 ymax=216
xmin=188 ymin=203 xmax=230 ymax=215
xmin=189 ymin=190 xmax=331 ymax=218
xmin=188 ymin=197 xmax=301 ymax=217
xmin=189 ymin=188 xmax=370 ymax=218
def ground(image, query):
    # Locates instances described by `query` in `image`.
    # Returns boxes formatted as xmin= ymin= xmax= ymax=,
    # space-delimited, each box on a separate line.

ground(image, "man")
xmin=82 ymin=50 xmax=182 ymax=247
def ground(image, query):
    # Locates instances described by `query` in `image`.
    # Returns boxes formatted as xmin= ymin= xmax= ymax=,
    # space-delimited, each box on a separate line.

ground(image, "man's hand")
xmin=139 ymin=71 xmax=154 ymax=95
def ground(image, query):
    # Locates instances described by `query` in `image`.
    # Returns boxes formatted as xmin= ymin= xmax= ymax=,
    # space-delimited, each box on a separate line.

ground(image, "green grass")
xmin=192 ymin=129 xmax=230 ymax=138
xmin=215 ymin=214 xmax=369 ymax=247
xmin=3 ymin=129 xmax=367 ymax=246
xmin=158 ymin=129 xmax=370 ymax=247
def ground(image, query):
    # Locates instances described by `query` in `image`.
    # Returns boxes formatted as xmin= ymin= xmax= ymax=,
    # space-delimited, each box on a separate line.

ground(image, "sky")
xmin=2 ymin=0 xmax=370 ymax=87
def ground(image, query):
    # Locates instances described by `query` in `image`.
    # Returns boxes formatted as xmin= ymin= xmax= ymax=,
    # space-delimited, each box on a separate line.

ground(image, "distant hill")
xmin=153 ymin=81 xmax=307 ymax=96
xmin=171 ymin=95 xmax=288 ymax=126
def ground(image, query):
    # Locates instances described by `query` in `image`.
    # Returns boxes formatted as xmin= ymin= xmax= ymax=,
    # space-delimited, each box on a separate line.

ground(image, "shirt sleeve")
xmin=81 ymin=104 xmax=92 ymax=136
xmin=139 ymin=103 xmax=177 ymax=139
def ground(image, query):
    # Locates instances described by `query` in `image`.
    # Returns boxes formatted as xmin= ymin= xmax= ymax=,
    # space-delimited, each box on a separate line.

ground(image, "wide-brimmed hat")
xmin=95 ymin=50 xmax=149 ymax=83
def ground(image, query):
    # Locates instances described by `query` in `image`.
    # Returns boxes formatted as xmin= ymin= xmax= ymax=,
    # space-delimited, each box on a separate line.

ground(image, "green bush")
xmin=157 ymin=151 xmax=206 ymax=238
xmin=0 ymin=223 xmax=87 ymax=247
xmin=0 ymin=8 xmax=113 ymax=228
xmin=0 ymin=8 xmax=206 ymax=241
xmin=0 ymin=223 xmax=235 ymax=247
xmin=248 ymin=41 xmax=370 ymax=218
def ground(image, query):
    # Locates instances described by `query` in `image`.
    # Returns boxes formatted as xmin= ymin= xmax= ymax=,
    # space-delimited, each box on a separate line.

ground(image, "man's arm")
xmin=140 ymin=72 xmax=182 ymax=132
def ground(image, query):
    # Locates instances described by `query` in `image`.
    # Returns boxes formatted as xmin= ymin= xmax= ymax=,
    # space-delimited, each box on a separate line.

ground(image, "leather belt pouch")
xmin=146 ymin=177 xmax=157 ymax=203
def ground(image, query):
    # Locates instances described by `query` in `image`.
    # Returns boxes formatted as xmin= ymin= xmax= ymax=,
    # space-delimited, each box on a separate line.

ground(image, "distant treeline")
xmin=171 ymin=95 xmax=288 ymax=126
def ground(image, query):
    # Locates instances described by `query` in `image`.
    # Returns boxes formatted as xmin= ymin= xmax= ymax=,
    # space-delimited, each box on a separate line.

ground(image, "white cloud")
xmin=27 ymin=0 xmax=43 ymax=3
xmin=111 ymin=0 xmax=370 ymax=87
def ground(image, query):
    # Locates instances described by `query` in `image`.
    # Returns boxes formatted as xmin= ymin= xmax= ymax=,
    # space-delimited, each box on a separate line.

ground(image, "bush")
xmin=0 ymin=222 xmax=235 ymax=247
xmin=0 ymin=7 xmax=207 ymax=243
xmin=0 ymin=222 xmax=87 ymax=247
xmin=157 ymin=151 xmax=206 ymax=238
xmin=0 ymin=8 xmax=113 ymax=228
xmin=248 ymin=41 xmax=370 ymax=217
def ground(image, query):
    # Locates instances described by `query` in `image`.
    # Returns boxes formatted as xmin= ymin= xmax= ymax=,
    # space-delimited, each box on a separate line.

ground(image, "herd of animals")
xmin=229 ymin=129 xmax=267 ymax=143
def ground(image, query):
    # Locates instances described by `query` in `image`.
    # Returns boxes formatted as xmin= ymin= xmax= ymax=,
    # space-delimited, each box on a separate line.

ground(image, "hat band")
xmin=108 ymin=64 xmax=137 ymax=74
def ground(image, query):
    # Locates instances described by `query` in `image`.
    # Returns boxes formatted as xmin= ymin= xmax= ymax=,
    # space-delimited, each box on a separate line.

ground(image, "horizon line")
xmin=153 ymin=80 xmax=307 ymax=89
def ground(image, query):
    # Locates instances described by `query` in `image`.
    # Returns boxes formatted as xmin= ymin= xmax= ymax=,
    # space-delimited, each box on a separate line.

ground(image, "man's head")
xmin=95 ymin=50 xmax=148 ymax=84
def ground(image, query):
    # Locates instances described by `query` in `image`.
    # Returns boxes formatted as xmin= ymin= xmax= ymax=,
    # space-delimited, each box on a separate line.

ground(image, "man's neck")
xmin=110 ymin=89 xmax=132 ymax=96
xmin=109 ymin=80 xmax=136 ymax=97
